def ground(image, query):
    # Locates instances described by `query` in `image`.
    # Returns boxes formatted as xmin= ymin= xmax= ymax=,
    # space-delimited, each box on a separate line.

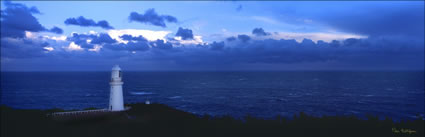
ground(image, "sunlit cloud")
xmin=25 ymin=31 xmax=36 ymax=39
xmin=65 ymin=42 xmax=83 ymax=51
xmin=88 ymin=45 xmax=102 ymax=52
xmin=271 ymin=32 xmax=367 ymax=42
xmin=108 ymin=29 xmax=171 ymax=44
xmin=174 ymin=35 xmax=204 ymax=45
xmin=43 ymin=46 xmax=54 ymax=51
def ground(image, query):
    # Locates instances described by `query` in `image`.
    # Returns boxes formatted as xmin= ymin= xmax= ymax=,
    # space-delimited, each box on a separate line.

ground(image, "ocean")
xmin=1 ymin=71 xmax=424 ymax=120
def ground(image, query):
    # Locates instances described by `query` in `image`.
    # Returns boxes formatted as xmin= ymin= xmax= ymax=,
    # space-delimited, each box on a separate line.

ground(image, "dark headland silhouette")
xmin=1 ymin=103 xmax=423 ymax=137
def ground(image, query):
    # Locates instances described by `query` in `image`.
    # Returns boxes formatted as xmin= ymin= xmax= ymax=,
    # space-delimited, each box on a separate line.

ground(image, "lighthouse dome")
xmin=112 ymin=65 xmax=121 ymax=70
xmin=111 ymin=65 xmax=122 ymax=82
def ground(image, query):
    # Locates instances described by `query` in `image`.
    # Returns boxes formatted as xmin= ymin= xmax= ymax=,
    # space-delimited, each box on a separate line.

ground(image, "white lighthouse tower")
xmin=109 ymin=65 xmax=125 ymax=111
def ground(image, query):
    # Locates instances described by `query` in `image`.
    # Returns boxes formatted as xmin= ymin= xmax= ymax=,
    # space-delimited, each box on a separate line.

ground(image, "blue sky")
xmin=1 ymin=1 xmax=424 ymax=71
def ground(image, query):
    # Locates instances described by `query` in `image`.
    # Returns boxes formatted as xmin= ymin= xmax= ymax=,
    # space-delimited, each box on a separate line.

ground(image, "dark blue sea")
xmin=1 ymin=71 xmax=424 ymax=120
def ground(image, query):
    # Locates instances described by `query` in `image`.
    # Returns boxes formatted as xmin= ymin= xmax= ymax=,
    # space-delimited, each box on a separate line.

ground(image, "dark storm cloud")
xmin=120 ymin=34 xmax=147 ymax=42
xmin=123 ymin=42 xmax=150 ymax=51
xmin=129 ymin=9 xmax=178 ymax=28
xmin=103 ymin=42 xmax=150 ymax=52
xmin=64 ymin=16 xmax=114 ymax=29
xmin=1 ymin=37 xmax=51 ymax=58
xmin=237 ymin=35 xmax=251 ymax=43
xmin=66 ymin=32 xmax=150 ymax=52
xmin=252 ymin=28 xmax=270 ymax=36
xmin=151 ymin=39 xmax=173 ymax=50
xmin=91 ymin=33 xmax=117 ymax=44
xmin=226 ymin=36 xmax=237 ymax=42
xmin=3 ymin=32 xmax=424 ymax=70
xmin=66 ymin=33 xmax=116 ymax=49
xmin=175 ymin=27 xmax=194 ymax=40
xmin=183 ymin=37 xmax=422 ymax=69
xmin=105 ymin=30 xmax=420 ymax=70
xmin=66 ymin=33 xmax=96 ymax=49
xmin=48 ymin=26 xmax=63 ymax=34
xmin=209 ymin=41 xmax=225 ymax=51
xmin=300 ymin=39 xmax=315 ymax=46
xmin=0 ymin=1 xmax=63 ymax=38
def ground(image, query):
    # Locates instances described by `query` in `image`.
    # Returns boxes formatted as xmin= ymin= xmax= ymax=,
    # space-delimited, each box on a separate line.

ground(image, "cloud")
xmin=226 ymin=36 xmax=237 ymax=42
xmin=252 ymin=28 xmax=270 ymax=36
xmin=129 ymin=8 xmax=178 ymax=27
xmin=90 ymin=33 xmax=117 ymax=44
xmin=2 ymin=2 xmax=424 ymax=71
xmin=66 ymin=33 xmax=96 ymax=49
xmin=3 ymin=34 xmax=423 ymax=70
xmin=119 ymin=34 xmax=148 ymax=42
xmin=209 ymin=41 xmax=225 ymax=51
xmin=65 ymin=42 xmax=83 ymax=51
xmin=184 ymin=37 xmax=422 ymax=70
xmin=237 ymin=35 xmax=251 ymax=43
xmin=107 ymin=29 xmax=171 ymax=44
xmin=175 ymin=27 xmax=194 ymax=40
xmin=271 ymin=32 xmax=366 ymax=43
xmin=48 ymin=26 xmax=63 ymax=34
xmin=103 ymin=41 xmax=150 ymax=52
xmin=300 ymin=39 xmax=315 ymax=46
xmin=66 ymin=32 xmax=151 ymax=52
xmin=1 ymin=37 xmax=53 ymax=58
xmin=66 ymin=33 xmax=117 ymax=50
xmin=151 ymin=39 xmax=173 ymax=50
xmin=64 ymin=16 xmax=114 ymax=29
xmin=43 ymin=46 xmax=54 ymax=52
xmin=0 ymin=1 xmax=62 ymax=38
xmin=173 ymin=35 xmax=204 ymax=45
xmin=2 ymin=28 xmax=423 ymax=71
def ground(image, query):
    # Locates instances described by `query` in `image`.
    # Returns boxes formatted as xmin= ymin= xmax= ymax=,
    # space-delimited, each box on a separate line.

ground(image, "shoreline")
xmin=2 ymin=103 xmax=423 ymax=122
xmin=1 ymin=103 xmax=424 ymax=137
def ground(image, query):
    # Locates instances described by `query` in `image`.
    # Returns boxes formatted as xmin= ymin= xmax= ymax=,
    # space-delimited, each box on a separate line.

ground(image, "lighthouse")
xmin=109 ymin=65 xmax=125 ymax=111
xmin=49 ymin=65 xmax=128 ymax=120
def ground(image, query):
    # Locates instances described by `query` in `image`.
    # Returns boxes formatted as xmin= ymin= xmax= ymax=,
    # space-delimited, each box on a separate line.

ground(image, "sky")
xmin=1 ymin=1 xmax=424 ymax=71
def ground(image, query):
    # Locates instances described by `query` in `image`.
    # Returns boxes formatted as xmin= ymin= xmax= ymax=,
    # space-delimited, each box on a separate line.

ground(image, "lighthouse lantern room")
xmin=109 ymin=65 xmax=125 ymax=111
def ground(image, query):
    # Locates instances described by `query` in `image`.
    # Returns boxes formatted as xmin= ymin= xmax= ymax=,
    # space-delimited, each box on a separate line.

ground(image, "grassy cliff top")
xmin=1 ymin=103 xmax=423 ymax=137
